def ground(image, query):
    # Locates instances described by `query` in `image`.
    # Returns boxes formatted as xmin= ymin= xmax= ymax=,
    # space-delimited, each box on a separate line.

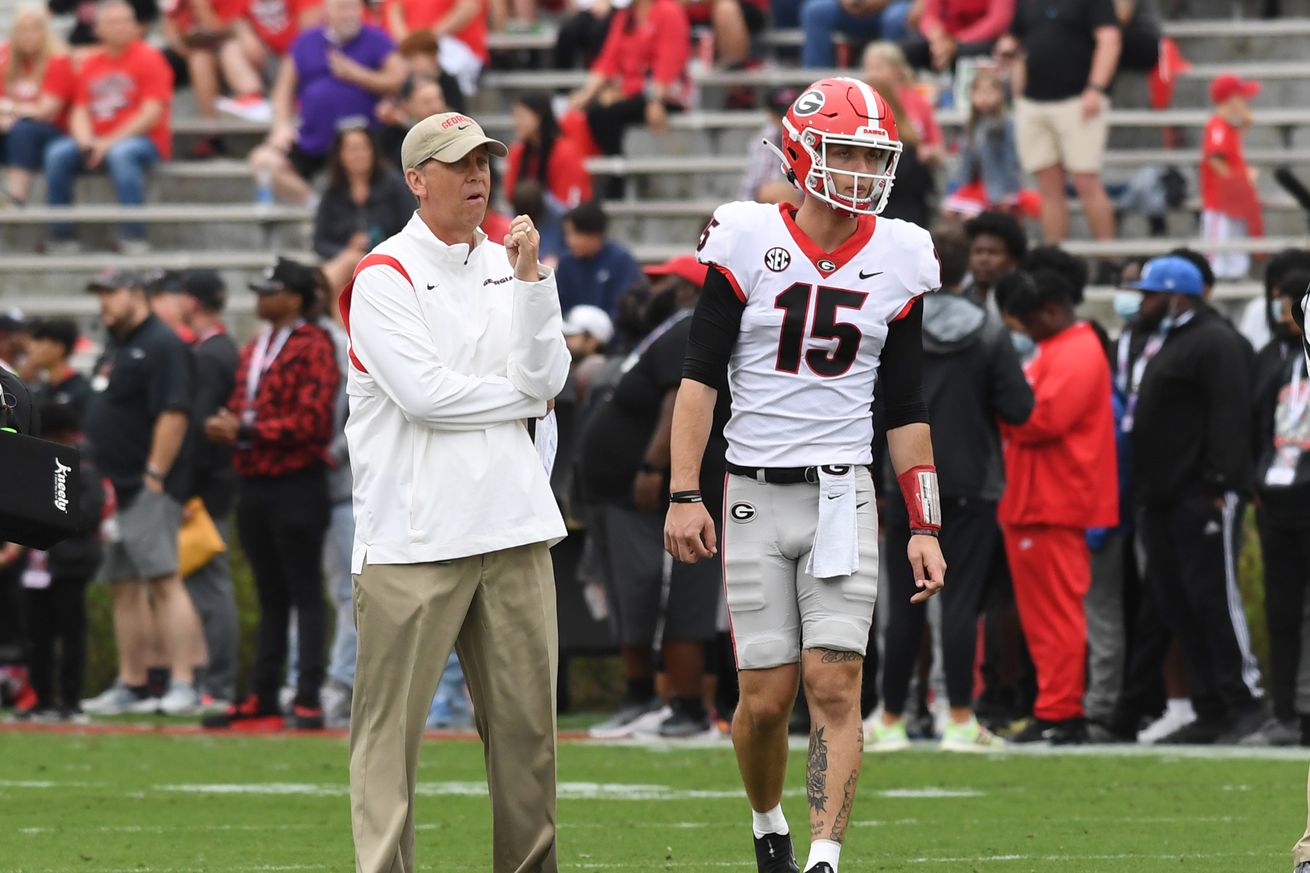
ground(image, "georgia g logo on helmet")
xmin=777 ymin=77 xmax=904 ymax=217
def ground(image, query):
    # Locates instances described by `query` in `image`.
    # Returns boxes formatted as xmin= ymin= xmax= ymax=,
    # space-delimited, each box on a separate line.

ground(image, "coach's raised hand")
xmin=505 ymin=213 xmax=542 ymax=281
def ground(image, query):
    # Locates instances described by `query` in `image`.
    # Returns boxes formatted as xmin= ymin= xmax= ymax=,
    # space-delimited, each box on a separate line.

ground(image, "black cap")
xmin=0 ymin=307 xmax=25 ymax=334
xmin=86 ymin=267 xmax=148 ymax=293
xmin=249 ymin=258 xmax=318 ymax=304
xmin=182 ymin=269 xmax=227 ymax=312
xmin=145 ymin=269 xmax=187 ymax=296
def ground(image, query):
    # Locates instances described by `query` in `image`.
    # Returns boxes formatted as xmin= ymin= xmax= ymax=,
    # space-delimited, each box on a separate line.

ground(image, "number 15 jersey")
xmin=696 ymin=200 xmax=940 ymax=468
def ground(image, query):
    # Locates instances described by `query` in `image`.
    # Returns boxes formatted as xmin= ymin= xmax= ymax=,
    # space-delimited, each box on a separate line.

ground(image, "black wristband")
xmin=909 ymin=528 xmax=940 ymax=538
xmin=670 ymin=490 xmax=703 ymax=504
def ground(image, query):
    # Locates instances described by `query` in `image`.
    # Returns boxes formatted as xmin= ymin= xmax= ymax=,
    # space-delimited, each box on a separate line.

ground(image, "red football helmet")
xmin=775 ymin=76 xmax=903 ymax=216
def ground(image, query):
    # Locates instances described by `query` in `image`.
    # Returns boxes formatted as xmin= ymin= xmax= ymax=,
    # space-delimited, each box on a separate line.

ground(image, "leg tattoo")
xmin=807 ymin=725 xmax=829 ymax=816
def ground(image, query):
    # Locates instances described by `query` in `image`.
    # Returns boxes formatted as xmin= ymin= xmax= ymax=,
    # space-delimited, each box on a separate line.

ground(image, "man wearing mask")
xmin=1126 ymin=255 xmax=1264 ymax=744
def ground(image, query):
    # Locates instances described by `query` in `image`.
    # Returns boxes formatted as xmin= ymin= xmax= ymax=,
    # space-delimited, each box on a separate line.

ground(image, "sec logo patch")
xmin=764 ymin=247 xmax=791 ymax=272
xmin=730 ymin=502 xmax=756 ymax=523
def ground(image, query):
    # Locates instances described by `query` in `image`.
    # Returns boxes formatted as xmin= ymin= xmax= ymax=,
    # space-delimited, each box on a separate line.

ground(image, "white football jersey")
xmin=697 ymin=201 xmax=940 ymax=467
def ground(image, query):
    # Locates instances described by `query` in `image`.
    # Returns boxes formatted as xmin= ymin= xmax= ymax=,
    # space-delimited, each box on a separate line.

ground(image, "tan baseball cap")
xmin=400 ymin=112 xmax=508 ymax=170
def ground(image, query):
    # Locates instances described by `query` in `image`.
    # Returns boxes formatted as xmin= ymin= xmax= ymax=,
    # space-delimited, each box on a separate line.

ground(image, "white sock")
xmin=751 ymin=803 xmax=788 ymax=838
xmin=805 ymin=839 xmax=841 ymax=872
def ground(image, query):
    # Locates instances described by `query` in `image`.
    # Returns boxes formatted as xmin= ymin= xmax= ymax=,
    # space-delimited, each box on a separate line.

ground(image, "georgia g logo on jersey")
xmin=764 ymin=247 xmax=791 ymax=272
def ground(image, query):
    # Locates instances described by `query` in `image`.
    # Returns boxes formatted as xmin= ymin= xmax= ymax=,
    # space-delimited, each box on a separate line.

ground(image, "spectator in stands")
xmin=170 ymin=271 xmax=241 ymax=710
xmin=863 ymin=41 xmax=942 ymax=226
xmin=1127 ymin=255 xmax=1264 ymax=744
xmin=15 ymin=402 xmax=106 ymax=722
xmin=962 ymin=209 xmax=1025 ymax=305
xmin=485 ymin=0 xmax=538 ymax=34
xmin=244 ymin=0 xmax=325 ymax=62
xmin=737 ymin=87 xmax=801 ymax=205
xmin=995 ymin=0 xmax=1118 ymax=244
xmin=313 ymin=125 xmax=414 ymax=293
xmin=553 ymin=0 xmax=613 ymax=70
xmin=506 ymin=93 xmax=592 ymax=210
xmin=43 ymin=0 xmax=175 ymax=254
xmin=1201 ymin=73 xmax=1263 ymax=281
xmin=1247 ymin=269 xmax=1310 ymax=746
xmin=201 ymin=258 xmax=340 ymax=731
xmin=510 ymin=180 xmax=566 ymax=266
xmin=563 ymin=303 xmax=614 ymax=365
xmin=869 ymin=224 xmax=1032 ymax=752
xmin=580 ymin=255 xmax=728 ymax=739
xmin=568 ymin=0 xmax=690 ymax=161
xmin=162 ymin=0 xmax=269 ymax=158
xmin=147 ymin=271 xmax=198 ymax=342
xmin=380 ymin=0 xmax=486 ymax=96
xmin=1240 ymin=249 xmax=1310 ymax=373
xmin=996 ymin=268 xmax=1118 ymax=745
xmin=556 ymin=200 xmax=642 ymax=320
xmin=682 ymin=0 xmax=767 ymax=69
xmin=248 ymin=0 xmax=404 ymax=206
xmin=27 ymin=319 xmax=91 ymax=422
xmin=393 ymin=30 xmax=465 ymax=113
xmin=800 ymin=0 xmax=914 ymax=68
xmin=80 ymin=268 xmax=206 ymax=718
xmin=0 ymin=6 xmax=75 ymax=207
xmin=943 ymin=68 xmax=1027 ymax=219
xmin=377 ymin=74 xmax=447 ymax=168
xmin=49 ymin=0 xmax=159 ymax=46
xmin=902 ymin=0 xmax=1012 ymax=71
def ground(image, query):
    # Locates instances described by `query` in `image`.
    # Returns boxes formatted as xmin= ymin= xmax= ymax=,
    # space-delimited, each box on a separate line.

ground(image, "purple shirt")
xmin=291 ymin=24 xmax=395 ymax=157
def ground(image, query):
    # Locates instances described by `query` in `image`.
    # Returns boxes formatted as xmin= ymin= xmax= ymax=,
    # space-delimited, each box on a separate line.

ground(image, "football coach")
xmin=339 ymin=111 xmax=571 ymax=873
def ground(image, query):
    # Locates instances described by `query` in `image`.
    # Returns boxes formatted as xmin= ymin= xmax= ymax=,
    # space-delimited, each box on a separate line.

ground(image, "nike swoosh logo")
xmin=826 ymin=493 xmax=840 ymax=500
xmin=426 ymin=283 xmax=436 ymax=290
xmin=856 ymin=501 xmax=868 ymax=508
xmin=859 ymin=270 xmax=883 ymax=280
xmin=457 ymin=124 xmax=470 ymax=131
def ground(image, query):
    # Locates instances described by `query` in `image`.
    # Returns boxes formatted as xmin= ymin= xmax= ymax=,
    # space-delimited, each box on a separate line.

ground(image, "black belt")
xmin=726 ymin=463 xmax=860 ymax=485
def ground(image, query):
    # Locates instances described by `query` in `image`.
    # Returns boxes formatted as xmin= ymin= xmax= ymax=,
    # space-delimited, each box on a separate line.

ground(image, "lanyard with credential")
xmin=243 ymin=320 xmax=303 ymax=425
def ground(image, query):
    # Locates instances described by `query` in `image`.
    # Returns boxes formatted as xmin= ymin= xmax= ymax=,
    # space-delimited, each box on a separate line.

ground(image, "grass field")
xmin=1 ymin=728 xmax=1307 ymax=873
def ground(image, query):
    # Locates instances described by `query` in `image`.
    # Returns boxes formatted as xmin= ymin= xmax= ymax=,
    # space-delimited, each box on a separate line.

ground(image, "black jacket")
xmin=891 ymin=292 xmax=1034 ymax=502
xmin=1132 ymin=305 xmax=1254 ymax=505
xmin=312 ymin=171 xmax=415 ymax=259
xmin=191 ymin=332 xmax=239 ymax=518
xmin=1253 ymin=338 xmax=1310 ymax=527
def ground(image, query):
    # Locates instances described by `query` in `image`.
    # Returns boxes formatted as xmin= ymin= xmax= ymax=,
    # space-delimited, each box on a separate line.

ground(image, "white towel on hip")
xmin=806 ymin=465 xmax=859 ymax=580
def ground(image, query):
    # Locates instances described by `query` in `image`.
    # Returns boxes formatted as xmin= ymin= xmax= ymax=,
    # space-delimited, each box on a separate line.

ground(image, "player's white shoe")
xmin=864 ymin=715 xmax=911 ymax=752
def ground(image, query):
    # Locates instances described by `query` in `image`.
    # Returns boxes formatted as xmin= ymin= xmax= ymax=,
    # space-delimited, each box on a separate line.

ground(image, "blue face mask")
xmin=1113 ymin=291 xmax=1142 ymax=321
xmin=1011 ymin=331 xmax=1035 ymax=357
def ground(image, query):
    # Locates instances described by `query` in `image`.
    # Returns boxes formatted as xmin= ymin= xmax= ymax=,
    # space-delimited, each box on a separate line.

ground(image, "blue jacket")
xmin=955 ymin=115 xmax=1023 ymax=205
xmin=555 ymin=240 xmax=642 ymax=322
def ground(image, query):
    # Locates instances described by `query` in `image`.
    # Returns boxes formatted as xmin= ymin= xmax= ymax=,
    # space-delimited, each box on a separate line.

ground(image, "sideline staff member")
xmin=340 ymin=112 xmax=571 ymax=873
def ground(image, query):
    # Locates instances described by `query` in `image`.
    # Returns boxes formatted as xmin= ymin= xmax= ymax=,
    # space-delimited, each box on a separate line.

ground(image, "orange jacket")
xmin=999 ymin=322 xmax=1119 ymax=529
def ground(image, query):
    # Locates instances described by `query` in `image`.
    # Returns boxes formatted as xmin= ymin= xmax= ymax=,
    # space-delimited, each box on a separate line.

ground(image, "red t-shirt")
xmin=381 ymin=0 xmax=488 ymax=61
xmin=75 ymin=41 xmax=175 ymax=160
xmin=591 ymin=0 xmax=690 ymax=101
xmin=247 ymin=0 xmax=320 ymax=53
xmin=1200 ymin=114 xmax=1256 ymax=217
xmin=919 ymin=0 xmax=1014 ymax=44
xmin=504 ymin=138 xmax=593 ymax=208
xmin=899 ymin=84 xmax=942 ymax=147
xmin=0 ymin=49 xmax=77 ymax=130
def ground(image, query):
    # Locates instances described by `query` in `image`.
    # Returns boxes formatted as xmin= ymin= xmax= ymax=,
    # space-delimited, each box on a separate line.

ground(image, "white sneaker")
xmin=81 ymin=680 xmax=141 ymax=715
xmin=588 ymin=698 xmax=665 ymax=740
xmin=278 ymin=685 xmax=296 ymax=714
xmin=216 ymin=95 xmax=273 ymax=123
xmin=159 ymin=680 xmax=200 ymax=716
xmin=1137 ymin=699 xmax=1196 ymax=745
xmin=864 ymin=715 xmax=911 ymax=752
xmin=939 ymin=716 xmax=1006 ymax=752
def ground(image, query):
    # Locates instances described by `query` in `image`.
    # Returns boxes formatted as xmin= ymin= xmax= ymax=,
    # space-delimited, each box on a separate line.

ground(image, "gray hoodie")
xmin=917 ymin=291 xmax=1034 ymax=501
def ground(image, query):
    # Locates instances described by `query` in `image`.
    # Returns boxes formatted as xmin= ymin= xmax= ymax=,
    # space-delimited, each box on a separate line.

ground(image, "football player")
xmin=664 ymin=77 xmax=946 ymax=873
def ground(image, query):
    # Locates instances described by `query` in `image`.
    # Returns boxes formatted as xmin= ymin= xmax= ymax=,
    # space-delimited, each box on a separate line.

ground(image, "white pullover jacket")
xmin=340 ymin=214 xmax=570 ymax=573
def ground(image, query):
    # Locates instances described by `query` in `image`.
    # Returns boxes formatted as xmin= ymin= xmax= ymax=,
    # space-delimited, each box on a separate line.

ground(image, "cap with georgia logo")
xmin=400 ymin=112 xmax=509 ymax=170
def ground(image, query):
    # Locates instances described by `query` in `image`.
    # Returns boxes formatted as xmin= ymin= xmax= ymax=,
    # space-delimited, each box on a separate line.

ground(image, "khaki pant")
xmin=1014 ymin=95 xmax=1109 ymax=175
xmin=349 ymin=543 xmax=559 ymax=873
xmin=1295 ymin=764 xmax=1310 ymax=866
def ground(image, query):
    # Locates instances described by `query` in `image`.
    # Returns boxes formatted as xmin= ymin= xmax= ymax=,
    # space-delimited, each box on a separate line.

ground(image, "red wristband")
xmin=898 ymin=464 xmax=942 ymax=536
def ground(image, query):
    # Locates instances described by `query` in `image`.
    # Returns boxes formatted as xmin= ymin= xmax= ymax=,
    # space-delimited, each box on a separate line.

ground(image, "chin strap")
xmin=898 ymin=465 xmax=942 ymax=537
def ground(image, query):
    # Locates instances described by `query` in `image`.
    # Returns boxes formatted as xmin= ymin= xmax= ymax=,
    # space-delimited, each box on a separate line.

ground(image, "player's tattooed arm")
xmin=807 ymin=726 xmax=829 ymax=817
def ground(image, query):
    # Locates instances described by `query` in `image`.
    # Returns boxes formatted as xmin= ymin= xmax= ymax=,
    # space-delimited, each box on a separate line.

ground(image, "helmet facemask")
xmin=785 ymin=122 xmax=903 ymax=216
